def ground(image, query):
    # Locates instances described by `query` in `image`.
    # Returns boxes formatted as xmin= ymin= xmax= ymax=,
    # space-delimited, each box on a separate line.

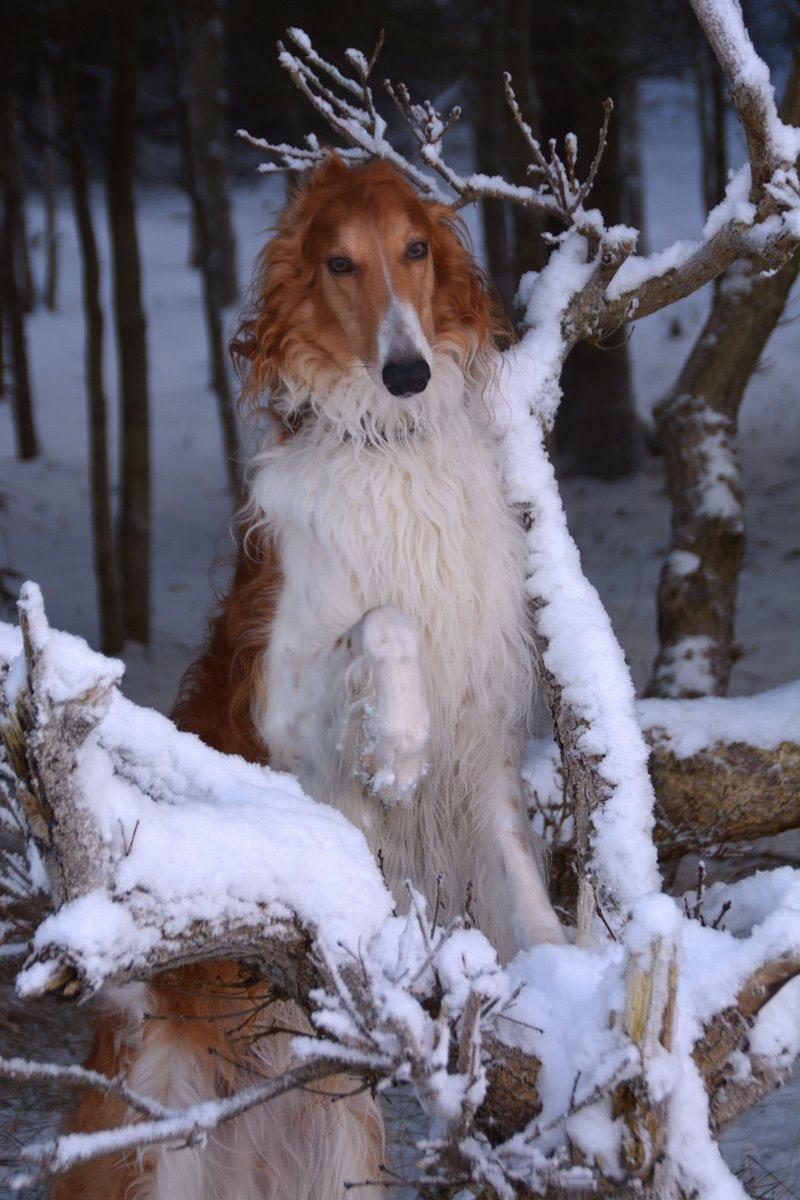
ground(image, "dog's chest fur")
xmin=247 ymin=369 xmax=534 ymax=923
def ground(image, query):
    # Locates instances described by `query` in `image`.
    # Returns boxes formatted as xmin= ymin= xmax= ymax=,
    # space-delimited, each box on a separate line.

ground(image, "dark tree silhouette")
xmin=107 ymin=3 xmax=151 ymax=645
xmin=58 ymin=49 xmax=123 ymax=655
xmin=170 ymin=1 xmax=240 ymax=496
xmin=0 ymin=43 xmax=38 ymax=461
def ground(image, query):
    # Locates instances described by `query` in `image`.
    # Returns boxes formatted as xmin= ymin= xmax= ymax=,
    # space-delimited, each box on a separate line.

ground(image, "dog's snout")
xmin=381 ymin=358 xmax=431 ymax=397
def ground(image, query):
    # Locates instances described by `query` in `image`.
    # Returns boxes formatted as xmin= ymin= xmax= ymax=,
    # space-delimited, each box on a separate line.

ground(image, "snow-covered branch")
xmin=2 ymin=592 xmax=800 ymax=1197
xmin=236 ymin=27 xmax=439 ymax=199
xmin=238 ymin=9 xmax=800 ymax=368
xmin=689 ymin=0 xmax=799 ymax=197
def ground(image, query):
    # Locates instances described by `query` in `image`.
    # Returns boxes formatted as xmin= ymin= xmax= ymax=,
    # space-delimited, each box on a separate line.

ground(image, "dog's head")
xmin=233 ymin=155 xmax=506 ymax=431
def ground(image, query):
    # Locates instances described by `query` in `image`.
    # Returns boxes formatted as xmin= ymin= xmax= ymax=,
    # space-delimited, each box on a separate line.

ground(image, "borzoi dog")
xmin=57 ymin=155 xmax=563 ymax=1200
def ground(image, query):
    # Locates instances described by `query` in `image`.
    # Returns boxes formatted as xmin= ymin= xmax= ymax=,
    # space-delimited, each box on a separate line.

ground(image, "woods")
xmin=1 ymin=0 xmax=800 ymax=1196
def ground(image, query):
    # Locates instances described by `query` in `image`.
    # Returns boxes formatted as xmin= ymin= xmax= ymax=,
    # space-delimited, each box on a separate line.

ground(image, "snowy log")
xmin=527 ymin=682 xmax=800 ymax=865
xmin=643 ymin=685 xmax=800 ymax=855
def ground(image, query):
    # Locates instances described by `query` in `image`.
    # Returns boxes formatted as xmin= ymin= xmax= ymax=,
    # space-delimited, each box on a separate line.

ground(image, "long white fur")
xmin=248 ymin=348 xmax=564 ymax=953
xmin=115 ymin=347 xmax=564 ymax=1200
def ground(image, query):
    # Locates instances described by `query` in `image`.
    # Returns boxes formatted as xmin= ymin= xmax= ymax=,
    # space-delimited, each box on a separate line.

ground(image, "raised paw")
xmin=358 ymin=607 xmax=431 ymax=809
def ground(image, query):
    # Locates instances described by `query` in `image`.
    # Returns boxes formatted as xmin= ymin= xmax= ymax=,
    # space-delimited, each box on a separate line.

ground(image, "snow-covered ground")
xmin=1 ymin=76 xmax=798 ymax=1195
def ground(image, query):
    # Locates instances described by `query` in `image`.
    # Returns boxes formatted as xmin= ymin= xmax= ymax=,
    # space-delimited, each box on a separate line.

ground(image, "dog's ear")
xmin=426 ymin=204 xmax=510 ymax=359
xmin=230 ymin=197 xmax=312 ymax=413
xmin=230 ymin=153 xmax=355 ymax=415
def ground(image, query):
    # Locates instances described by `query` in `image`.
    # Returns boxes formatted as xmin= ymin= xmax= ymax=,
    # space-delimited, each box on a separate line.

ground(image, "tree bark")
xmin=0 ymin=54 xmax=39 ymax=460
xmin=184 ymin=0 xmax=238 ymax=308
xmin=171 ymin=3 xmax=240 ymax=497
xmin=474 ymin=3 xmax=516 ymax=314
xmin=41 ymin=62 xmax=59 ymax=313
xmin=648 ymin=54 xmax=800 ymax=698
xmin=8 ymin=99 xmax=34 ymax=316
xmin=650 ymin=734 xmax=800 ymax=858
xmin=58 ymin=52 xmax=124 ymax=656
xmin=107 ymin=4 xmax=151 ymax=645
xmin=695 ymin=38 xmax=728 ymax=216
xmin=532 ymin=683 xmax=800 ymax=885
xmin=538 ymin=0 xmax=644 ymax=479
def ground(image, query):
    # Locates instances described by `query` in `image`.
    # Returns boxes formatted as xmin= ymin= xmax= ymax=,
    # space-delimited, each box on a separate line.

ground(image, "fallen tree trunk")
xmin=527 ymin=682 xmax=800 ymax=865
xmin=643 ymin=687 xmax=800 ymax=856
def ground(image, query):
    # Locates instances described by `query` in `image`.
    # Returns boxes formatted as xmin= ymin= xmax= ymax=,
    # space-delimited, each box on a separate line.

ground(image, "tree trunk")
xmin=107 ymin=4 xmax=151 ymax=645
xmin=473 ymin=3 xmax=515 ymax=314
xmin=8 ymin=99 xmax=34 ymax=316
xmin=472 ymin=0 xmax=542 ymax=318
xmin=41 ymin=63 xmax=59 ymax=313
xmin=539 ymin=0 xmax=644 ymax=479
xmin=170 ymin=3 xmax=240 ymax=497
xmin=58 ymin=52 xmax=124 ymax=656
xmin=695 ymin=37 xmax=728 ymax=216
xmin=647 ymin=53 xmax=800 ymax=698
xmin=184 ymin=0 xmax=238 ymax=308
xmin=0 ymin=56 xmax=38 ymax=460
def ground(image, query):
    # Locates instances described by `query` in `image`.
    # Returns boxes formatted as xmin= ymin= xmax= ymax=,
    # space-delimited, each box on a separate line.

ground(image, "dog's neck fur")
xmin=246 ymin=352 xmax=536 ymax=954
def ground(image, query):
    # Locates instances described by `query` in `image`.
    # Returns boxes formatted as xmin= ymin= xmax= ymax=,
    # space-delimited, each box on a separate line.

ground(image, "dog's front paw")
xmin=358 ymin=607 xmax=430 ymax=809
xmin=360 ymin=715 xmax=429 ymax=809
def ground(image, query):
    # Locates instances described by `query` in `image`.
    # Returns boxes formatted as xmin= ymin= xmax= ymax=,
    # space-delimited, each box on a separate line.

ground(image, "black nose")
xmin=381 ymin=358 xmax=431 ymax=397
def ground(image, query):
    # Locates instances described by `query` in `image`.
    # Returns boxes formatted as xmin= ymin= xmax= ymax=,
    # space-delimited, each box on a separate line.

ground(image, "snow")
xmin=749 ymin=976 xmax=800 ymax=1068
xmin=17 ymin=581 xmax=124 ymax=707
xmin=497 ymin=343 xmax=661 ymax=919
xmin=694 ymin=412 xmax=743 ymax=523
xmin=1 ymin=605 xmax=394 ymax=995
xmin=703 ymin=164 xmax=756 ymax=240
xmin=639 ymin=679 xmax=800 ymax=758
xmin=606 ymin=238 xmax=697 ymax=300
xmin=650 ymin=634 xmax=718 ymax=697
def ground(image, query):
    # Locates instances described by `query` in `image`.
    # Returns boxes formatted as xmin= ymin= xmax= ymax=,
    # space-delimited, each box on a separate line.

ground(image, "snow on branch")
xmin=495 ymin=392 xmax=660 ymax=940
xmin=689 ymin=0 xmax=800 ymax=195
xmin=236 ymin=27 xmax=440 ymax=199
xmin=2 ymin=590 xmax=800 ymax=1196
xmin=238 ymin=25 xmax=619 ymax=225
xmin=238 ymin=9 xmax=800 ymax=381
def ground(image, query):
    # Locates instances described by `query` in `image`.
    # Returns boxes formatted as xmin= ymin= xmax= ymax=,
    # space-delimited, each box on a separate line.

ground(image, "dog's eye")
xmin=406 ymin=240 xmax=428 ymax=261
xmin=328 ymin=256 xmax=354 ymax=275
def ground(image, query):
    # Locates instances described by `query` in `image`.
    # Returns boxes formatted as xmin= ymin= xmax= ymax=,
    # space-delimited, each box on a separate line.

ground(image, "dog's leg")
xmin=482 ymin=753 xmax=566 ymax=952
xmin=332 ymin=605 xmax=430 ymax=809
